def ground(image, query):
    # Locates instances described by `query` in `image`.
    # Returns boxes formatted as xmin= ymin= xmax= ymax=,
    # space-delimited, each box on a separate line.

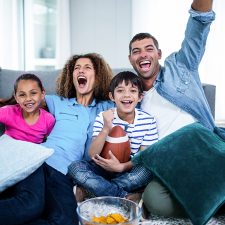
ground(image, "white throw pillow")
xmin=0 ymin=134 xmax=54 ymax=192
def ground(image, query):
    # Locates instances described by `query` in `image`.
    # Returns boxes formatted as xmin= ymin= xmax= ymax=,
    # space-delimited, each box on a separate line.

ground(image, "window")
xmin=24 ymin=0 xmax=57 ymax=70
xmin=0 ymin=0 xmax=70 ymax=71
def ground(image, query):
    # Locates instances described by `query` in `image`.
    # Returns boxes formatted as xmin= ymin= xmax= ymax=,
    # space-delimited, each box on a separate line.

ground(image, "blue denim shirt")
xmin=43 ymin=95 xmax=114 ymax=174
xmin=153 ymin=9 xmax=225 ymax=140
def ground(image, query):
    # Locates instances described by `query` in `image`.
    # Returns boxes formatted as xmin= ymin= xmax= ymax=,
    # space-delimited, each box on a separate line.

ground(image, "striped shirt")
xmin=92 ymin=108 xmax=158 ymax=155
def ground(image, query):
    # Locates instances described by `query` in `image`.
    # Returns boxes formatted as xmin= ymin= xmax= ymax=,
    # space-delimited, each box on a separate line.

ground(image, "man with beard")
xmin=128 ymin=0 xmax=225 ymax=217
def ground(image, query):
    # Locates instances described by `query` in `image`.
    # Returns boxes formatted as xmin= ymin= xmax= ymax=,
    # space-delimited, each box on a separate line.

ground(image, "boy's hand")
xmin=92 ymin=151 xmax=124 ymax=172
xmin=102 ymin=109 xmax=115 ymax=132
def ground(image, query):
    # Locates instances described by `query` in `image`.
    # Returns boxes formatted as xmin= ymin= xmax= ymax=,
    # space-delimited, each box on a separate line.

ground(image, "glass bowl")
xmin=76 ymin=196 xmax=142 ymax=225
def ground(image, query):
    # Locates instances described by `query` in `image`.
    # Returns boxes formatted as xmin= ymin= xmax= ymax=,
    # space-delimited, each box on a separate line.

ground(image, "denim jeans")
xmin=68 ymin=160 xmax=152 ymax=197
xmin=0 ymin=165 xmax=45 ymax=224
xmin=0 ymin=163 xmax=79 ymax=225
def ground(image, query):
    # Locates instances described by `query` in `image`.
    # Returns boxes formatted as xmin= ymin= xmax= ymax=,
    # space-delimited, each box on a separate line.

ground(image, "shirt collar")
xmin=114 ymin=108 xmax=137 ymax=126
xmin=71 ymin=98 xmax=97 ymax=107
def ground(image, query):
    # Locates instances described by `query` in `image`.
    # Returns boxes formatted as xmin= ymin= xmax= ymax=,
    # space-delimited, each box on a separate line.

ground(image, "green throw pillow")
xmin=132 ymin=122 xmax=225 ymax=225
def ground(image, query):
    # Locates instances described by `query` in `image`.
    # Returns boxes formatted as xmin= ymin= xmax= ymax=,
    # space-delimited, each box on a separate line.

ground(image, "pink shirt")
xmin=0 ymin=104 xmax=55 ymax=143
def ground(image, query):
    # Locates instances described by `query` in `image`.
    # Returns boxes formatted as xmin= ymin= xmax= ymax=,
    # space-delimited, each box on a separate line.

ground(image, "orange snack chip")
xmin=92 ymin=213 xmax=128 ymax=224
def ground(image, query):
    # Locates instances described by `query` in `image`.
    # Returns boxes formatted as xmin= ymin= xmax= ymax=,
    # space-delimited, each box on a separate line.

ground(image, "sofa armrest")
xmin=202 ymin=83 xmax=216 ymax=118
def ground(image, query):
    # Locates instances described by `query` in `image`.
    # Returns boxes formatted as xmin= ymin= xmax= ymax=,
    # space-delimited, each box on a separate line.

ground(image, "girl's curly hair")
xmin=56 ymin=53 xmax=113 ymax=100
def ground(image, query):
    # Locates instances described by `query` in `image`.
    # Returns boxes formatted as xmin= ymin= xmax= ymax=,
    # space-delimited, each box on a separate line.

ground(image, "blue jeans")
xmin=0 ymin=163 xmax=79 ymax=225
xmin=68 ymin=160 xmax=152 ymax=197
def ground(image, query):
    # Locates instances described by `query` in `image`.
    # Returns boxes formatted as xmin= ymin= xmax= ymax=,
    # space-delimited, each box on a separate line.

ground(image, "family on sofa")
xmin=1 ymin=0 xmax=225 ymax=225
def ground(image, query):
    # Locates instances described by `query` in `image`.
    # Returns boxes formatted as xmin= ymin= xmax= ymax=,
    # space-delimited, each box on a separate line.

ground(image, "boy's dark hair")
xmin=109 ymin=71 xmax=144 ymax=98
xmin=0 ymin=73 xmax=44 ymax=106
xmin=129 ymin=33 xmax=159 ymax=54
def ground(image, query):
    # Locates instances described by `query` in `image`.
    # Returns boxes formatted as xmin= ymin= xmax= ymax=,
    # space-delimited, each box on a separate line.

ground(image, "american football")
xmin=100 ymin=125 xmax=131 ymax=163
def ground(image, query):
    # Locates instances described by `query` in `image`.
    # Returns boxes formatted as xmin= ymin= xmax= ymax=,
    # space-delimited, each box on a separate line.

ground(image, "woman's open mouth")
xmin=77 ymin=76 xmax=87 ymax=87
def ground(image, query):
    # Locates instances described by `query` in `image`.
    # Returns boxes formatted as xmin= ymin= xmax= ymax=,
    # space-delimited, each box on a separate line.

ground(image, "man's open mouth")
xmin=139 ymin=60 xmax=151 ymax=69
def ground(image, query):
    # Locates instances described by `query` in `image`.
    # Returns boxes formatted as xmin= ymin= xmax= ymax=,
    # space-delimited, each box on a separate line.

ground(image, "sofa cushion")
xmin=132 ymin=122 xmax=225 ymax=225
xmin=0 ymin=68 xmax=216 ymax=118
xmin=0 ymin=68 xmax=61 ymax=98
xmin=0 ymin=134 xmax=54 ymax=192
xmin=202 ymin=83 xmax=216 ymax=118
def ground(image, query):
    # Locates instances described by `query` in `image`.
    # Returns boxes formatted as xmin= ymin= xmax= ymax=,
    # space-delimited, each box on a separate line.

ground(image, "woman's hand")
xmin=92 ymin=151 xmax=133 ymax=173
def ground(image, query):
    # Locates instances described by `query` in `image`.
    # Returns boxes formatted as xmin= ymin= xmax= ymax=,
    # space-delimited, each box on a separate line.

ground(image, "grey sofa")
xmin=0 ymin=67 xmax=216 ymax=135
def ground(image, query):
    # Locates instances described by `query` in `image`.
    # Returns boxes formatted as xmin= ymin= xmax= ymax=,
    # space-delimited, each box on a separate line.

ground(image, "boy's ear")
xmin=138 ymin=93 xmax=143 ymax=102
xmin=109 ymin=92 xmax=115 ymax=101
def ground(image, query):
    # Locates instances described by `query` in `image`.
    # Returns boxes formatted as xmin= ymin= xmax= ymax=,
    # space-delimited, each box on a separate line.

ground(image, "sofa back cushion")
xmin=0 ymin=68 xmax=61 ymax=99
xmin=0 ymin=68 xmax=216 ymax=136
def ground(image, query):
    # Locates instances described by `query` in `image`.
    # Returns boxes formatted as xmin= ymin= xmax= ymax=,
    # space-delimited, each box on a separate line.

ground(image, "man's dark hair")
xmin=129 ymin=33 xmax=159 ymax=54
xmin=109 ymin=71 xmax=144 ymax=97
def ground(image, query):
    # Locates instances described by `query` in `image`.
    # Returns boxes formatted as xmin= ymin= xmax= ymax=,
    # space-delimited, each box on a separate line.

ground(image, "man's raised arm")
xmin=191 ymin=0 xmax=213 ymax=12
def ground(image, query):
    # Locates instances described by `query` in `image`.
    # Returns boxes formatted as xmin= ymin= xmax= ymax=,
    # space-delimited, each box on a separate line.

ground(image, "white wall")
xmin=70 ymin=0 xmax=132 ymax=69
xmin=3 ymin=0 xmax=221 ymax=121
xmin=132 ymin=0 xmax=225 ymax=122
xmin=200 ymin=0 xmax=225 ymax=123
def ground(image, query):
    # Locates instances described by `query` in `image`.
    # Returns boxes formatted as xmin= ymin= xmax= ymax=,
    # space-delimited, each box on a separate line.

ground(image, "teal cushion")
xmin=132 ymin=122 xmax=225 ymax=225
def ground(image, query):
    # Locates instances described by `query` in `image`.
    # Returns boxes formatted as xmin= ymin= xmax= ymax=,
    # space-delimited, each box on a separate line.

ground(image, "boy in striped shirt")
xmin=68 ymin=71 xmax=158 ymax=202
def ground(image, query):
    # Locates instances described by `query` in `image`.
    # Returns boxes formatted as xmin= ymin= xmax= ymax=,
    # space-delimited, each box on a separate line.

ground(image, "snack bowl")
xmin=76 ymin=196 xmax=142 ymax=225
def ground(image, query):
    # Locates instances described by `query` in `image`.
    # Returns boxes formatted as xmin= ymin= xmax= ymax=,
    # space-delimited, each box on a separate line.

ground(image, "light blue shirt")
xmin=153 ymin=9 xmax=225 ymax=140
xmin=42 ymin=95 xmax=114 ymax=174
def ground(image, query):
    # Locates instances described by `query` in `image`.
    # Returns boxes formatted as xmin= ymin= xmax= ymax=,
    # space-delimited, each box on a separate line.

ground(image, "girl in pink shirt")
xmin=0 ymin=73 xmax=55 ymax=143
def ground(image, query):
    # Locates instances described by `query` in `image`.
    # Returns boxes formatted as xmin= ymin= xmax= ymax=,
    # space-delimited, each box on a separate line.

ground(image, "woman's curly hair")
xmin=56 ymin=53 xmax=113 ymax=100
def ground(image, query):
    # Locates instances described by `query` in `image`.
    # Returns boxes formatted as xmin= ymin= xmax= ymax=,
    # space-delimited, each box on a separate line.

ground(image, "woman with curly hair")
xmin=0 ymin=53 xmax=114 ymax=225
xmin=42 ymin=53 xmax=114 ymax=175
